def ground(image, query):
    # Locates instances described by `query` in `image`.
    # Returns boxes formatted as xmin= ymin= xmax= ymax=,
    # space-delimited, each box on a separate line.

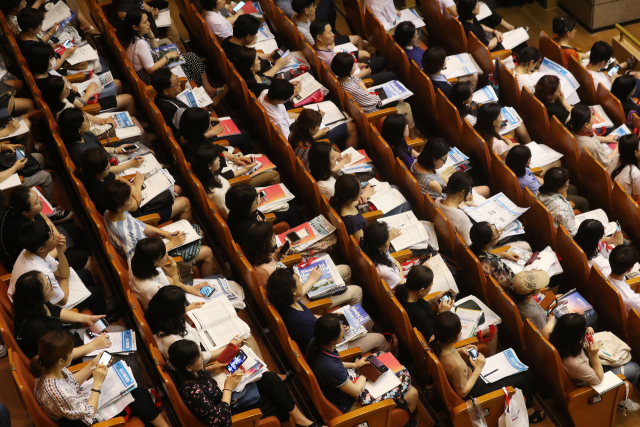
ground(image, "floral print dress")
xmin=477 ymin=252 xmax=515 ymax=289
xmin=178 ymin=369 xmax=233 ymax=427
xmin=350 ymin=352 xmax=413 ymax=408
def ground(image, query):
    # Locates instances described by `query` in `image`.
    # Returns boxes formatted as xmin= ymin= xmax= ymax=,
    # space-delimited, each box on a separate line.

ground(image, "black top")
xmin=83 ymin=173 xmax=117 ymax=214
xmin=227 ymin=210 xmax=265 ymax=244
xmin=181 ymin=136 xmax=234 ymax=180
xmin=35 ymin=76 xmax=76 ymax=102
xmin=14 ymin=303 xmax=80 ymax=359
xmin=401 ymin=298 xmax=437 ymax=342
xmin=116 ymin=0 xmax=144 ymax=12
xmin=461 ymin=18 xmax=504 ymax=52
xmin=341 ymin=213 xmax=367 ymax=236
xmin=0 ymin=213 xmax=46 ymax=271
xmin=280 ymin=304 xmax=317 ymax=353
xmin=622 ymin=98 xmax=639 ymax=119
xmin=67 ymin=132 xmax=107 ymax=167
xmin=543 ymin=99 xmax=570 ymax=125
xmin=247 ymin=76 xmax=273 ymax=99
xmin=154 ymin=94 xmax=189 ymax=140
xmin=17 ymin=37 xmax=47 ymax=56
xmin=432 ymin=79 xmax=453 ymax=98
xmin=222 ymin=38 xmax=272 ymax=74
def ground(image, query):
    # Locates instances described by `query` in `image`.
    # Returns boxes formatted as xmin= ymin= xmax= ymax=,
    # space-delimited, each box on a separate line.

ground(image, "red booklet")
xmin=241 ymin=2 xmax=258 ymax=13
xmin=217 ymin=117 xmax=241 ymax=137
xmin=34 ymin=188 xmax=54 ymax=216
xmin=250 ymin=155 xmax=276 ymax=177
xmin=258 ymin=184 xmax=287 ymax=207
xmin=276 ymin=222 xmax=316 ymax=247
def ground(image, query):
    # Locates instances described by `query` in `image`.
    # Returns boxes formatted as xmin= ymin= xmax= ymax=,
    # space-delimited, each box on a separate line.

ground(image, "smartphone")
xmin=15 ymin=149 xmax=25 ymax=160
xmin=585 ymin=333 xmax=594 ymax=345
xmin=336 ymin=313 xmax=349 ymax=328
xmin=200 ymin=286 xmax=214 ymax=297
xmin=258 ymin=190 xmax=267 ymax=199
xmin=280 ymin=50 xmax=291 ymax=59
xmin=367 ymin=356 xmax=389 ymax=373
xmin=607 ymin=64 xmax=621 ymax=77
xmin=232 ymin=1 xmax=245 ymax=12
xmin=277 ymin=240 xmax=291 ymax=258
xmin=467 ymin=348 xmax=479 ymax=360
xmin=286 ymin=231 xmax=302 ymax=243
xmin=62 ymin=39 xmax=74 ymax=49
xmin=545 ymin=299 xmax=558 ymax=315
xmin=226 ymin=350 xmax=247 ymax=374
xmin=86 ymin=318 xmax=109 ymax=338
xmin=438 ymin=291 xmax=455 ymax=304
xmin=122 ymin=144 xmax=138 ymax=152
xmin=98 ymin=351 xmax=113 ymax=367
xmin=616 ymin=221 xmax=621 ymax=232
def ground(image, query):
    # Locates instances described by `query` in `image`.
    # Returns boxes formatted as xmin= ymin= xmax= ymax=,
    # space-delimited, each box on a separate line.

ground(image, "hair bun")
xmin=551 ymin=16 xmax=566 ymax=35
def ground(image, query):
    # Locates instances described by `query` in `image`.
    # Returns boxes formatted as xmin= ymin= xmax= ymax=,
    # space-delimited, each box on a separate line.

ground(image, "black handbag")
xmin=140 ymin=189 xmax=174 ymax=211
xmin=0 ymin=151 xmax=41 ymax=177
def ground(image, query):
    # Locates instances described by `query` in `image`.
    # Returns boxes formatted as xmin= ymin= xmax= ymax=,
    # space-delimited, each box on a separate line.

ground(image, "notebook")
xmin=591 ymin=371 xmax=624 ymax=395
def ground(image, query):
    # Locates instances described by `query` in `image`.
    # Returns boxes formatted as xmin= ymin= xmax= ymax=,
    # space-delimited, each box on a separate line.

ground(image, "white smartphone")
xmin=232 ymin=1 xmax=246 ymax=12
xmin=98 ymin=351 xmax=113 ymax=367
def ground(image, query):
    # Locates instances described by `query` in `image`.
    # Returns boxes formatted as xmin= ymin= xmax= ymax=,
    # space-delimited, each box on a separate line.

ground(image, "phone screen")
xmin=281 ymin=50 xmax=291 ymax=59
xmin=368 ymin=356 xmax=387 ymax=371
xmin=232 ymin=1 xmax=246 ymax=12
xmin=123 ymin=144 xmax=137 ymax=152
xmin=89 ymin=319 xmax=109 ymax=334
xmin=63 ymin=39 xmax=74 ymax=49
xmin=16 ymin=149 xmax=25 ymax=160
xmin=200 ymin=286 xmax=213 ymax=297
xmin=286 ymin=231 xmax=301 ymax=243
xmin=546 ymin=299 xmax=557 ymax=315
xmin=468 ymin=348 xmax=479 ymax=360
xmin=608 ymin=64 xmax=620 ymax=77
xmin=226 ymin=350 xmax=247 ymax=374
xmin=98 ymin=351 xmax=112 ymax=366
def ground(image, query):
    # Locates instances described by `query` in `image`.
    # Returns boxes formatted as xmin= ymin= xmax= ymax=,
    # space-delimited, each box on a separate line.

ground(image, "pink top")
xmin=562 ymin=351 xmax=602 ymax=386
xmin=255 ymin=258 xmax=278 ymax=287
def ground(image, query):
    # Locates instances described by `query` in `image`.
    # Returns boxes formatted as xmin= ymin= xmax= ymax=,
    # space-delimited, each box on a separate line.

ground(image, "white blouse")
xmin=130 ymin=267 xmax=171 ymax=309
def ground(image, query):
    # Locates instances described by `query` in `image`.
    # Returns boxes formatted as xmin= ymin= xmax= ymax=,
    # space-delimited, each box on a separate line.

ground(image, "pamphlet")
xmin=155 ymin=9 xmax=171 ymax=27
xmin=303 ymin=100 xmax=347 ymax=126
xmin=456 ymin=307 xmax=483 ymax=338
xmin=177 ymin=87 xmax=214 ymax=108
xmin=575 ymin=209 xmax=617 ymax=236
xmin=369 ymin=188 xmax=408 ymax=215
xmin=256 ymin=184 xmax=295 ymax=213
xmin=499 ymin=107 xmax=523 ymax=135
xmin=462 ymin=192 xmax=528 ymax=229
xmin=60 ymin=269 xmax=92 ymax=309
xmin=294 ymin=254 xmax=347 ymax=300
xmin=275 ymin=215 xmax=336 ymax=252
xmin=530 ymin=58 xmax=581 ymax=105
xmin=378 ymin=211 xmax=435 ymax=251
xmin=480 ymin=348 xmax=528 ymax=383
xmin=333 ymin=43 xmax=359 ymax=53
xmin=211 ymin=345 xmax=267 ymax=392
xmin=334 ymin=304 xmax=369 ymax=350
xmin=186 ymin=297 xmax=251 ymax=351
xmin=526 ymin=141 xmax=564 ymax=169
xmin=369 ymin=81 xmax=413 ymax=105
xmin=42 ymin=1 xmax=75 ymax=31
xmin=81 ymin=360 xmax=137 ymax=420
xmin=160 ymin=219 xmax=202 ymax=248
xmin=75 ymin=72 xmax=114 ymax=95
xmin=472 ymin=86 xmax=498 ymax=104
xmin=65 ymin=43 xmax=99 ymax=66
xmin=425 ymin=254 xmax=459 ymax=294
xmin=442 ymin=53 xmax=478 ymax=79
xmin=500 ymin=28 xmax=529 ymax=50
xmin=85 ymin=330 xmax=137 ymax=356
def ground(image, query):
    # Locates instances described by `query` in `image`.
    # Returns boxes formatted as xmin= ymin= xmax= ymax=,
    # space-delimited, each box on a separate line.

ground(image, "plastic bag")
xmin=466 ymin=397 xmax=488 ymax=427
xmin=498 ymin=388 xmax=529 ymax=427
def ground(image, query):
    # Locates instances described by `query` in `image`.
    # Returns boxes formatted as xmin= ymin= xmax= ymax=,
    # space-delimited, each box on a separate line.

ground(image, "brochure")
xmin=85 ymin=330 xmax=137 ymax=356
xmin=472 ymin=86 xmax=498 ymax=104
xmin=186 ymin=297 xmax=251 ymax=351
xmin=369 ymin=81 xmax=413 ymax=105
xmin=499 ymin=107 xmax=523 ymax=135
xmin=256 ymin=184 xmax=295 ymax=213
xmin=442 ymin=53 xmax=478 ymax=79
xmin=154 ymin=44 xmax=186 ymax=68
xmin=530 ymin=58 xmax=581 ymax=105
xmin=554 ymin=288 xmax=593 ymax=319
xmin=500 ymin=27 xmax=529 ymax=50
xmin=294 ymin=254 xmax=347 ymax=300
xmin=160 ymin=219 xmax=202 ymax=248
xmin=42 ymin=1 xmax=75 ymax=31
xmin=65 ymin=43 xmax=99 ymax=66
xmin=60 ymin=269 xmax=92 ymax=309
xmin=275 ymin=215 xmax=336 ymax=252
xmin=378 ymin=211 xmax=437 ymax=251
xmin=462 ymin=192 xmax=528 ymax=229
xmin=480 ymin=348 xmax=528 ymax=383
xmin=155 ymin=9 xmax=171 ymax=27
xmin=393 ymin=9 xmax=425 ymax=29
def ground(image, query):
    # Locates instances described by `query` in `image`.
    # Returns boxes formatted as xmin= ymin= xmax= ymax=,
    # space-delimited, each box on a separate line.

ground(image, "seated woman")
xmin=432 ymin=311 xmax=544 ymax=422
xmin=226 ymin=183 xmax=304 ymax=245
xmin=513 ymin=47 xmax=541 ymax=93
xmin=449 ymin=82 xmax=477 ymax=125
xmin=436 ymin=172 xmax=479 ymax=245
xmin=437 ymin=0 xmax=515 ymax=29
xmin=103 ymin=180 xmax=215 ymax=276
xmin=6 ymin=0 xmax=98 ymax=37
xmin=289 ymin=109 xmax=330 ymax=168
xmin=537 ymin=167 xmax=592 ymax=236
xmin=360 ymin=222 xmax=405 ymax=289
xmin=16 ymin=8 xmax=77 ymax=69
xmin=41 ymin=75 xmax=128 ymax=118
xmin=307 ymin=141 xmax=353 ymax=199
xmin=506 ymin=145 xmax=543 ymax=195
xmin=612 ymin=75 xmax=639 ymax=119
xmin=381 ymin=113 xmax=418 ymax=169
xmin=423 ymin=47 xmax=451 ymax=97
xmin=307 ymin=314 xmax=419 ymax=415
xmin=32 ymin=331 xmax=169 ymax=427
xmin=117 ymin=9 xmax=216 ymax=95
xmin=552 ymin=16 xmax=589 ymax=64
xmin=146 ymin=286 xmax=262 ymax=362
xmin=0 ymin=186 xmax=87 ymax=272
xmin=608 ymin=134 xmax=640 ymax=199
xmin=507 ymin=273 xmax=556 ymax=339
xmin=474 ymin=103 xmax=531 ymax=160
xmin=168 ymin=340 xmax=319 ymax=427
xmin=550 ymin=313 xmax=640 ymax=411
xmin=330 ymin=174 xmax=410 ymax=239
xmin=393 ymin=22 xmax=425 ymax=68
xmin=243 ymin=222 xmax=354 ymax=299
xmin=332 ymin=53 xmax=419 ymax=139
xmin=12 ymin=271 xmax=111 ymax=360
xmin=113 ymin=0 xmax=183 ymax=49
xmin=574 ymin=219 xmax=623 ymax=277
xmin=130 ymin=237 xmax=212 ymax=308
xmin=266 ymin=268 xmax=384 ymax=352
xmin=363 ymin=0 xmax=402 ymax=30
xmin=567 ymin=105 xmax=618 ymax=169
xmin=234 ymin=46 xmax=298 ymax=98
xmin=190 ymin=144 xmax=232 ymax=219
xmin=535 ymin=75 xmax=573 ymax=124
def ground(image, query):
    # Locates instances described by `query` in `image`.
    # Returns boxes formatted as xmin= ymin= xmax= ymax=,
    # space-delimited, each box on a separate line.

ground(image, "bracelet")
xmin=91 ymin=389 xmax=101 ymax=393
xmin=492 ymin=29 xmax=496 ymax=34
xmin=223 ymin=388 xmax=233 ymax=392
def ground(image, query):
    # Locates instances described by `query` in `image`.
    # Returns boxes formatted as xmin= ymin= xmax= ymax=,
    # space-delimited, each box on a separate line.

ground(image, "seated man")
xmin=258 ymin=79 xmax=358 ymax=148
xmin=310 ymin=20 xmax=396 ymax=85
xmin=202 ymin=0 xmax=244 ymax=39
xmin=8 ymin=221 xmax=105 ymax=315
xmin=608 ymin=245 xmax=640 ymax=315
xmin=151 ymin=68 xmax=252 ymax=154
xmin=586 ymin=41 xmax=639 ymax=94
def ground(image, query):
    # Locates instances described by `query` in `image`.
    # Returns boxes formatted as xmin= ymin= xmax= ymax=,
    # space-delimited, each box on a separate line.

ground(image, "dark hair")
xmin=20 ymin=220 xmax=51 ymax=253
xmin=457 ymin=0 xmax=478 ymax=21
xmin=514 ymin=47 xmax=541 ymax=67
xmin=30 ymin=331 xmax=73 ymax=378
xmin=292 ymin=0 xmax=314 ymax=14
xmin=117 ymin=8 xmax=146 ymax=48
xmin=573 ymin=219 xmax=604 ymax=261
xmin=305 ymin=314 xmax=342 ymax=366
xmin=0 ymin=0 xmax=24 ymax=15
xmin=360 ymin=222 xmax=394 ymax=268
xmin=474 ymin=103 xmax=502 ymax=152
xmin=235 ymin=47 xmax=258 ymax=81
xmin=534 ymin=75 xmax=561 ymax=103
xmin=232 ymin=14 xmax=261 ymax=38
xmin=225 ymin=183 xmax=257 ymax=217
xmin=201 ymin=0 xmax=218 ymax=11
xmin=611 ymin=134 xmax=640 ymax=181
xmin=395 ymin=265 xmax=434 ymax=303
xmin=267 ymin=79 xmax=295 ymax=101
xmin=17 ymin=7 xmax=43 ymax=31
xmin=505 ymin=145 xmax=532 ymax=177
xmin=538 ymin=167 xmax=570 ymax=194
xmin=552 ymin=16 xmax=576 ymax=37
xmin=192 ymin=144 xmax=223 ymax=192
xmin=26 ymin=43 xmax=55 ymax=74
xmin=150 ymin=68 xmax=174 ymax=94
xmin=611 ymin=74 xmax=637 ymax=102
xmin=589 ymin=41 xmax=613 ymax=65
xmin=131 ymin=237 xmax=165 ymax=280
xmin=566 ymin=104 xmax=591 ymax=133
xmin=609 ymin=245 xmax=638 ymax=275
xmin=81 ymin=148 xmax=110 ymax=181
xmin=381 ymin=114 xmax=408 ymax=159
xmin=423 ymin=47 xmax=447 ymax=75
xmin=549 ymin=313 xmax=586 ymax=358
xmin=167 ymin=340 xmax=203 ymax=386
xmin=103 ymin=180 xmax=132 ymax=213
xmin=243 ymin=221 xmax=275 ymax=266
xmin=12 ymin=271 xmax=48 ymax=319
xmin=58 ymin=108 xmax=85 ymax=145
xmin=41 ymin=76 xmax=66 ymax=113
xmin=308 ymin=141 xmax=333 ymax=182
xmin=266 ymin=268 xmax=297 ymax=310
xmin=469 ymin=221 xmax=494 ymax=255
xmin=393 ymin=21 xmax=416 ymax=48
xmin=310 ymin=20 xmax=329 ymax=44
xmin=449 ymin=82 xmax=473 ymax=117
xmin=179 ymin=108 xmax=210 ymax=142
xmin=445 ymin=171 xmax=474 ymax=200
xmin=9 ymin=186 xmax=33 ymax=217
xmin=330 ymin=52 xmax=355 ymax=78
xmin=146 ymin=286 xmax=189 ymax=337
xmin=329 ymin=174 xmax=360 ymax=211
xmin=289 ymin=109 xmax=322 ymax=150
xmin=418 ymin=137 xmax=450 ymax=171
xmin=431 ymin=311 xmax=462 ymax=356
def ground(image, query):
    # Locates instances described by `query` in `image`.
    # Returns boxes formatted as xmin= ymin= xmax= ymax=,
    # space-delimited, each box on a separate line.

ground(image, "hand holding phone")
xmin=608 ymin=64 xmax=621 ymax=77
xmin=200 ymin=286 xmax=214 ymax=297
xmin=232 ymin=1 xmax=246 ymax=12
xmin=226 ymin=350 xmax=248 ymax=374
xmin=97 ymin=351 xmax=113 ymax=367
xmin=276 ymin=240 xmax=290 ymax=260
xmin=15 ymin=149 xmax=25 ymax=161
xmin=467 ymin=348 xmax=479 ymax=360
xmin=86 ymin=318 xmax=109 ymax=338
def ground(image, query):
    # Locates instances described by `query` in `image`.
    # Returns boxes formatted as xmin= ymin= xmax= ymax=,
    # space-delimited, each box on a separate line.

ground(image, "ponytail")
xmin=305 ymin=314 xmax=342 ymax=367
xmin=29 ymin=355 xmax=45 ymax=378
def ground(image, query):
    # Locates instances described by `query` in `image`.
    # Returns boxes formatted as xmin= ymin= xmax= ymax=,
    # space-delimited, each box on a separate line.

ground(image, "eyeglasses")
xmin=439 ymin=156 xmax=448 ymax=163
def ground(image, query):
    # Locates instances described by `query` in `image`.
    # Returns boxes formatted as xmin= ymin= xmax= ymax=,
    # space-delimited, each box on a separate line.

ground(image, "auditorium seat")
xmin=555 ymin=225 xmax=592 ymax=298
xmin=497 ymin=59 xmax=520 ymax=109
xmin=394 ymin=158 xmax=427 ymax=218
xmin=435 ymin=88 xmax=463 ymax=149
xmin=343 ymin=0 xmax=367 ymax=38
xmin=596 ymin=83 xmax=626 ymax=127
xmin=612 ymin=182 xmax=640 ymax=244
xmin=568 ymin=57 xmax=597 ymax=105
xmin=588 ymin=266 xmax=629 ymax=340
xmin=627 ymin=309 xmax=640 ymax=359
xmin=519 ymin=87 xmax=551 ymax=146
xmin=441 ymin=8 xmax=466 ymax=54
xmin=484 ymin=276 xmax=527 ymax=358
xmin=491 ymin=152 xmax=522 ymax=204
xmin=364 ymin=7 xmax=387 ymax=55
xmin=461 ymin=121 xmax=492 ymax=185
xmin=579 ymin=147 xmax=614 ymax=217
xmin=521 ymin=187 xmax=557 ymax=250
xmin=548 ymin=116 xmax=582 ymax=187
xmin=539 ymin=30 xmax=566 ymax=67
xmin=409 ymin=60 xmax=440 ymax=134
xmin=386 ymin=38 xmax=411 ymax=87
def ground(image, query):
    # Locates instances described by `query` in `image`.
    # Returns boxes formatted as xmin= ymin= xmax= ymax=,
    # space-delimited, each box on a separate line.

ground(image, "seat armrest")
xmin=407 ymin=138 xmax=426 ymax=150
xmin=213 ymin=139 xmax=229 ymax=146
xmin=93 ymin=417 xmax=126 ymax=427
xmin=363 ymin=210 xmax=384 ymax=222
xmin=229 ymin=176 xmax=251 ymax=186
xmin=64 ymin=73 xmax=86 ymax=83
xmin=281 ymin=254 xmax=303 ymax=267
xmin=137 ymin=213 xmax=161 ymax=226
xmin=81 ymin=104 xmax=101 ymax=115
xmin=490 ymin=50 xmax=513 ymax=60
xmin=366 ymin=108 xmax=398 ymax=122
xmin=304 ymin=298 xmax=333 ymax=315
xmin=166 ymin=256 xmax=183 ymax=264
xmin=391 ymin=249 xmax=413 ymax=262
xmin=68 ymin=361 xmax=91 ymax=373
xmin=121 ymin=174 xmax=136 ymax=181
xmin=446 ymin=77 xmax=459 ymax=83
xmin=454 ymin=337 xmax=480 ymax=348
xmin=338 ymin=347 xmax=362 ymax=361
xmin=626 ymin=276 xmax=640 ymax=293
xmin=453 ymin=387 xmax=514 ymax=415
xmin=1 ymin=273 xmax=11 ymax=283
xmin=531 ymin=167 xmax=543 ymax=176
xmin=490 ymin=245 xmax=510 ymax=254
xmin=363 ymin=79 xmax=374 ymax=87
xmin=100 ymin=136 xmax=120 ymax=146
xmin=265 ymin=213 xmax=277 ymax=223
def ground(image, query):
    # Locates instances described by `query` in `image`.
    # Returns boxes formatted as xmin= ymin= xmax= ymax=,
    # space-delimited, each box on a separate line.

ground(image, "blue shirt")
xmin=403 ymin=46 xmax=425 ymax=69
xmin=310 ymin=347 xmax=355 ymax=413
xmin=104 ymin=211 xmax=147 ymax=262
xmin=341 ymin=213 xmax=368 ymax=236
xmin=430 ymin=74 xmax=453 ymax=98
xmin=281 ymin=304 xmax=317 ymax=353
xmin=518 ymin=167 xmax=541 ymax=196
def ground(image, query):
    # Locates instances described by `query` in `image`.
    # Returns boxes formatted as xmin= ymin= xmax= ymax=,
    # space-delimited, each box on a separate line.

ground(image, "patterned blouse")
xmin=411 ymin=163 xmax=446 ymax=200
xmin=34 ymin=367 xmax=95 ymax=425
xmin=477 ymin=252 xmax=515 ymax=289
xmin=537 ymin=192 xmax=576 ymax=236
xmin=340 ymin=76 xmax=383 ymax=113
xmin=178 ymin=369 xmax=233 ymax=427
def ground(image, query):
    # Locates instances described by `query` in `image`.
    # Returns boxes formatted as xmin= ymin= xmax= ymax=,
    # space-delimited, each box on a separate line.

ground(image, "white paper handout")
xmin=0 ymin=173 xmax=21 ymax=191
xmin=118 ymin=154 xmax=162 ymax=176
xmin=177 ymin=87 xmax=214 ymax=108
xmin=500 ymin=28 xmax=529 ymax=50
xmin=85 ymin=330 xmax=137 ymax=356
xmin=442 ymin=53 xmax=478 ymax=79
xmin=526 ymin=141 xmax=563 ymax=169
xmin=369 ymin=188 xmax=407 ymax=214
xmin=369 ymin=81 xmax=413 ymax=105
xmin=333 ymin=43 xmax=359 ymax=53
xmin=60 ymin=269 xmax=92 ymax=309
xmin=304 ymin=100 xmax=347 ymax=126
xmin=0 ymin=118 xmax=30 ymax=140
xmin=75 ymin=72 xmax=114 ymax=95
xmin=530 ymin=58 xmax=581 ymax=105
xmin=475 ymin=2 xmax=492 ymax=20
xmin=612 ymin=124 xmax=632 ymax=138
xmin=394 ymin=9 xmax=425 ymax=29
xmin=186 ymin=297 xmax=251 ymax=351
xmin=96 ymin=111 xmax=142 ymax=139
xmin=575 ymin=209 xmax=618 ymax=236
xmin=65 ymin=44 xmax=99 ymax=66
xmin=456 ymin=307 xmax=483 ymax=339
xmin=499 ymin=107 xmax=523 ymax=135
xmin=364 ymin=370 xmax=402 ymax=398
xmin=378 ymin=212 xmax=432 ymax=251
xmin=472 ymin=86 xmax=498 ymax=104
xmin=462 ymin=192 xmax=529 ymax=229
xmin=590 ymin=105 xmax=614 ymax=129
xmin=137 ymin=168 xmax=174 ymax=207
xmin=338 ymin=147 xmax=365 ymax=169
xmin=155 ymin=9 xmax=171 ymax=27
xmin=501 ymin=246 xmax=563 ymax=276
xmin=425 ymin=254 xmax=459 ymax=294
xmin=480 ymin=348 xmax=528 ymax=383
xmin=42 ymin=1 xmax=73 ymax=31
xmin=81 ymin=360 xmax=137 ymax=421
xmin=453 ymin=295 xmax=501 ymax=331
xmin=161 ymin=219 xmax=202 ymax=248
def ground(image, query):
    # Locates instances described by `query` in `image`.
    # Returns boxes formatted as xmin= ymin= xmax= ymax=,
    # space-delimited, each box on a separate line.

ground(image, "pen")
xmin=601 ymin=350 xmax=612 ymax=356
xmin=483 ymin=369 xmax=498 ymax=377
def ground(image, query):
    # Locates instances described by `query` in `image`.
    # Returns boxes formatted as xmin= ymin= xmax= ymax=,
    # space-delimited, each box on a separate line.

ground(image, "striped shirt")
xmin=34 ymin=367 xmax=95 ymax=425
xmin=294 ymin=144 xmax=311 ymax=168
xmin=104 ymin=211 xmax=147 ymax=262
xmin=340 ymin=76 xmax=382 ymax=113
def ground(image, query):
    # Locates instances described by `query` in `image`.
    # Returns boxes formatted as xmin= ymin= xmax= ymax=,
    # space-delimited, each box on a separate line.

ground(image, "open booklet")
xmin=177 ymin=87 xmax=213 ymax=108
xmin=463 ymin=192 xmax=528 ymax=229
xmin=368 ymin=187 xmax=408 ymax=215
xmin=369 ymin=81 xmax=413 ymax=106
xmin=137 ymin=168 xmax=174 ymax=207
xmin=81 ymin=360 xmax=137 ymax=421
xmin=293 ymin=253 xmax=347 ymax=300
xmin=291 ymin=73 xmax=327 ymax=105
xmin=437 ymin=147 xmax=471 ymax=176
xmin=575 ymin=209 xmax=618 ymax=236
xmin=42 ymin=1 xmax=75 ymax=31
xmin=303 ymin=101 xmax=348 ymax=127
xmin=66 ymin=43 xmax=99 ymax=66
xmin=0 ymin=118 xmax=30 ymax=140
xmin=160 ymin=219 xmax=202 ymax=249
xmin=186 ymin=297 xmax=251 ymax=351
xmin=442 ymin=53 xmax=478 ymax=79
xmin=378 ymin=211 xmax=438 ymax=251
xmin=500 ymin=27 xmax=530 ymax=50
xmin=501 ymin=245 xmax=563 ymax=276
xmin=60 ymin=269 xmax=92 ymax=309
xmin=275 ymin=214 xmax=336 ymax=252
xmin=526 ymin=141 xmax=563 ymax=169
xmin=96 ymin=111 xmax=142 ymax=140
xmin=256 ymin=184 xmax=295 ymax=213
xmin=75 ymin=72 xmax=114 ymax=96
xmin=334 ymin=303 xmax=370 ymax=351
xmin=480 ymin=348 xmax=528 ymax=383
xmin=85 ymin=330 xmax=137 ymax=356
xmin=530 ymin=58 xmax=580 ymax=105
xmin=392 ymin=9 xmax=425 ymax=30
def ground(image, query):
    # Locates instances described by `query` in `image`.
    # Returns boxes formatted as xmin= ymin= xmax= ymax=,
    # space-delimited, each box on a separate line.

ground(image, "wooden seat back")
xmin=423 ymin=194 xmax=456 ymax=261
xmin=485 ymin=276 xmax=526 ymax=358
xmin=453 ymin=232 xmax=488 ymax=301
xmin=539 ymin=30 xmax=566 ymax=66
xmin=548 ymin=116 xmax=581 ymax=186
xmin=275 ymin=8 xmax=302 ymax=51
xmin=364 ymin=7 xmax=387 ymax=55
xmin=435 ymin=88 xmax=462 ymax=148
xmin=612 ymin=182 xmax=640 ymax=244
xmin=343 ymin=0 xmax=367 ymax=38
xmin=348 ymin=235 xmax=384 ymax=300
xmin=579 ymin=147 xmax=614 ymax=216
xmin=321 ymin=195 xmax=351 ymax=262
xmin=368 ymin=124 xmax=397 ymax=181
xmin=419 ymin=0 xmax=444 ymax=47
xmin=490 ymin=152 xmax=522 ymax=204
xmin=555 ymin=225 xmax=591 ymax=298
xmin=127 ymin=290 xmax=155 ymax=350
xmin=394 ymin=158 xmax=426 ymax=218
xmin=319 ymin=61 xmax=346 ymax=110
xmin=441 ymin=9 xmax=466 ymax=54
xmin=377 ymin=280 xmax=413 ymax=354
xmin=568 ymin=57 xmax=597 ymax=105
xmin=588 ymin=266 xmax=628 ymax=340
xmin=597 ymin=83 xmax=625 ymax=127
xmin=409 ymin=60 xmax=439 ymax=134
xmin=519 ymin=87 xmax=550 ymax=146
xmin=386 ymin=38 xmax=411 ymax=87
xmin=300 ymin=39 xmax=322 ymax=82
xmin=497 ymin=59 xmax=520 ymax=109
xmin=461 ymin=121 xmax=492 ymax=185
xmin=521 ymin=187 xmax=557 ymax=250
xmin=295 ymin=158 xmax=323 ymax=214
xmin=627 ymin=309 xmax=640 ymax=359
